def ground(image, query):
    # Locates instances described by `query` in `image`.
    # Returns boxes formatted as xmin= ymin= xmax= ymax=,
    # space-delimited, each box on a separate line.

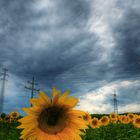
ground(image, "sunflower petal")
xmin=39 ymin=91 xmax=50 ymax=104
xmin=18 ymin=115 xmax=37 ymax=123
xmin=69 ymin=110 xmax=86 ymax=116
xmin=30 ymin=98 xmax=40 ymax=106
xmin=52 ymin=88 xmax=60 ymax=105
xmin=22 ymin=107 xmax=41 ymax=116
xmin=30 ymin=98 xmax=48 ymax=107
xmin=59 ymin=90 xmax=70 ymax=103
xmin=52 ymin=87 xmax=60 ymax=97
xmin=64 ymin=97 xmax=78 ymax=108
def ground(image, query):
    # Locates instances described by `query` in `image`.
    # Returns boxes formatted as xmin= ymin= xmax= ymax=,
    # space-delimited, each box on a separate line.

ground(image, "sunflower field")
xmin=0 ymin=112 xmax=140 ymax=140
xmin=0 ymin=88 xmax=140 ymax=140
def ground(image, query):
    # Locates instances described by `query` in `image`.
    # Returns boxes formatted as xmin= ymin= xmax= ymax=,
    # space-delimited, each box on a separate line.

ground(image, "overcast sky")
xmin=0 ymin=0 xmax=140 ymax=115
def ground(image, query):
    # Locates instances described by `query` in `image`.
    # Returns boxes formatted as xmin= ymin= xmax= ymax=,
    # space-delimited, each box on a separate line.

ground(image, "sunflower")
xmin=118 ymin=115 xmax=122 ymax=122
xmin=134 ymin=114 xmax=139 ymax=118
xmin=120 ymin=116 xmax=130 ymax=124
xmin=82 ymin=112 xmax=92 ymax=124
xmin=110 ymin=112 xmax=118 ymax=121
xmin=133 ymin=116 xmax=140 ymax=128
xmin=100 ymin=116 xmax=110 ymax=126
xmin=10 ymin=111 xmax=20 ymax=119
xmin=90 ymin=118 xmax=100 ymax=129
xmin=127 ymin=113 xmax=135 ymax=122
xmin=17 ymin=88 xmax=88 ymax=140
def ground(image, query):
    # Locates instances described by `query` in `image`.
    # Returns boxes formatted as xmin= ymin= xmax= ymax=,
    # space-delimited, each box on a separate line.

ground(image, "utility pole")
xmin=113 ymin=90 xmax=118 ymax=114
xmin=25 ymin=76 xmax=40 ymax=106
xmin=0 ymin=68 xmax=9 ymax=114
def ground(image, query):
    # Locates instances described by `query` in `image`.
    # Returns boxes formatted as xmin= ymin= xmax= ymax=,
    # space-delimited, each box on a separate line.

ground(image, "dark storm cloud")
xmin=110 ymin=1 xmax=140 ymax=80
xmin=0 ymin=0 xmax=104 ymax=89
xmin=0 ymin=0 xmax=98 ymax=113
xmin=1 ymin=0 xmax=140 ymax=85
xmin=52 ymin=0 xmax=91 ymax=27
xmin=1 ymin=0 xmax=140 ymax=113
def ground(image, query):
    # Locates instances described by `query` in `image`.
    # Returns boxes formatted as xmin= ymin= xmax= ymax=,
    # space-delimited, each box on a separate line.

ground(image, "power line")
xmin=0 ymin=68 xmax=9 ymax=113
xmin=25 ymin=76 xmax=40 ymax=107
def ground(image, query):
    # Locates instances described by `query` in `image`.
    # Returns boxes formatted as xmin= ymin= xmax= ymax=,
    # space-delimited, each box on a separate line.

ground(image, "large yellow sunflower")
xmin=17 ymin=88 xmax=88 ymax=140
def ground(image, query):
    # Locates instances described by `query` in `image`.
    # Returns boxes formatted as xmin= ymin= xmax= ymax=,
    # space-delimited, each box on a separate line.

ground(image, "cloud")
xmin=119 ymin=103 xmax=140 ymax=113
xmin=0 ymin=0 xmax=140 ymax=114
xmin=77 ymin=80 xmax=140 ymax=114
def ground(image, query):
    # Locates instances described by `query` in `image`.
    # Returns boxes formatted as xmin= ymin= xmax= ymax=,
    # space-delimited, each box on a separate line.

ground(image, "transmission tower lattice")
xmin=113 ymin=91 xmax=118 ymax=114
xmin=25 ymin=76 xmax=40 ymax=107
xmin=0 ymin=68 xmax=9 ymax=114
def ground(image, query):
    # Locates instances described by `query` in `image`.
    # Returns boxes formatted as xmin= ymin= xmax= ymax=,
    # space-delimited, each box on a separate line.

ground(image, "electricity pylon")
xmin=113 ymin=90 xmax=118 ymax=114
xmin=25 ymin=76 xmax=40 ymax=106
xmin=0 ymin=68 xmax=9 ymax=113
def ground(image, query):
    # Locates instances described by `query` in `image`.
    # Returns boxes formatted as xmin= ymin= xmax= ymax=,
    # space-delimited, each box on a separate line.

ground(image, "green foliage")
xmin=91 ymin=114 xmax=107 ymax=119
xmin=0 ymin=113 xmax=6 ymax=119
xmin=0 ymin=121 xmax=21 ymax=140
xmin=82 ymin=123 xmax=140 ymax=140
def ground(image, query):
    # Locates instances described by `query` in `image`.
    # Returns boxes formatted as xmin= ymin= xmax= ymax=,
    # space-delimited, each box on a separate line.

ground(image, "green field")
xmin=0 ymin=114 xmax=140 ymax=140
xmin=82 ymin=123 xmax=140 ymax=140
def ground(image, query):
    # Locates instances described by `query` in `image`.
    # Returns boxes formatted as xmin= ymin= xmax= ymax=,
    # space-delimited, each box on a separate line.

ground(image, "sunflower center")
xmin=12 ymin=113 xmax=17 ymax=117
xmin=111 ymin=115 xmax=115 ymax=118
xmin=83 ymin=115 xmax=88 ymax=121
xmin=122 ymin=117 xmax=125 ymax=121
xmin=92 ymin=120 xmax=98 ymax=125
xmin=129 ymin=115 xmax=133 ymax=119
xmin=101 ymin=118 xmax=107 ymax=123
xmin=38 ymin=105 xmax=69 ymax=134
xmin=136 ymin=119 xmax=140 ymax=124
